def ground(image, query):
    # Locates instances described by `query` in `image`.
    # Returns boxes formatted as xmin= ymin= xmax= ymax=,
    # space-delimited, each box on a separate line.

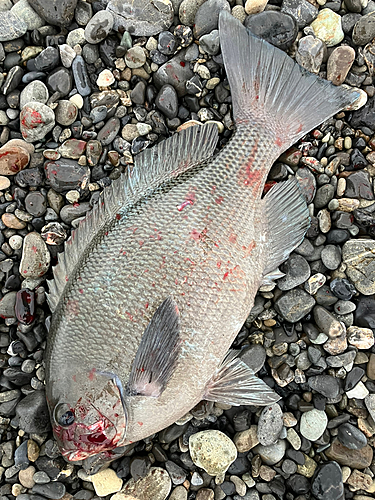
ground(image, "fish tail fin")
xmin=218 ymin=11 xmax=359 ymax=150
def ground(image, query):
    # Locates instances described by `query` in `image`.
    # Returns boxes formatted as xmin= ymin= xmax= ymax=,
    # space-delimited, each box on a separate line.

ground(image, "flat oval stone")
xmin=308 ymin=374 xmax=340 ymax=398
xmin=155 ymin=84 xmax=178 ymax=119
xmin=46 ymin=67 xmax=73 ymax=97
xmin=300 ymin=409 xmax=327 ymax=441
xmin=245 ymin=11 xmax=298 ymax=49
xmin=20 ymin=102 xmax=55 ymax=143
xmin=55 ymin=100 xmax=78 ymax=126
xmin=343 ymin=239 xmax=375 ymax=295
xmin=72 ymin=55 xmax=91 ymax=97
xmin=85 ymin=10 xmax=114 ymax=44
xmin=107 ymin=0 xmax=174 ymax=36
xmin=97 ymin=117 xmax=121 ymax=145
xmin=25 ymin=192 xmax=47 ymax=217
xmin=119 ymin=467 xmax=171 ymax=500
xmin=253 ymin=439 xmax=286 ymax=466
xmin=257 ymin=403 xmax=283 ymax=446
xmin=0 ymin=11 xmax=27 ymax=42
xmin=2 ymin=213 xmax=26 ymax=229
xmin=189 ymin=431 xmax=237 ymax=476
xmin=337 ymin=423 xmax=367 ymax=450
xmin=353 ymin=11 xmax=375 ymax=45
xmin=44 ymin=159 xmax=90 ymax=192
xmin=34 ymin=46 xmax=59 ymax=72
xmin=125 ymin=46 xmax=146 ymax=68
xmin=194 ymin=0 xmax=231 ymax=38
xmin=58 ymin=139 xmax=87 ymax=159
xmin=0 ymin=145 xmax=30 ymax=175
xmin=327 ymin=46 xmax=355 ymax=85
xmin=20 ymin=232 xmax=51 ymax=278
xmin=20 ymin=80 xmax=49 ymax=109
xmin=0 ymin=291 xmax=17 ymax=319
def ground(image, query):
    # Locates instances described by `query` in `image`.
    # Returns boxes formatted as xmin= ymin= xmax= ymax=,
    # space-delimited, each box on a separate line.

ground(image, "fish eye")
xmin=54 ymin=403 xmax=75 ymax=427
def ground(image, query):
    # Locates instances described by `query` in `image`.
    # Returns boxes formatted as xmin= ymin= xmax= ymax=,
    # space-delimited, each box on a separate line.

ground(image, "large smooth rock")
xmin=27 ymin=0 xmax=78 ymax=26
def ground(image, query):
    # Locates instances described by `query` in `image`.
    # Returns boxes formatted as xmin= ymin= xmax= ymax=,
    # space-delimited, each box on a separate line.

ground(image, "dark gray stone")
xmin=278 ymin=254 xmax=310 ymax=291
xmin=194 ymin=0 xmax=230 ymax=38
xmin=245 ymin=11 xmax=298 ymax=50
xmin=15 ymin=391 xmax=51 ymax=433
xmin=337 ymin=423 xmax=367 ymax=450
xmin=28 ymin=0 xmax=78 ymax=27
xmin=274 ymin=289 xmax=315 ymax=322
xmin=155 ymin=84 xmax=179 ymax=119
xmin=311 ymin=462 xmax=343 ymax=500
xmin=72 ymin=55 xmax=91 ymax=97
xmin=309 ymin=375 xmax=340 ymax=398
xmin=281 ymin=0 xmax=318 ymax=28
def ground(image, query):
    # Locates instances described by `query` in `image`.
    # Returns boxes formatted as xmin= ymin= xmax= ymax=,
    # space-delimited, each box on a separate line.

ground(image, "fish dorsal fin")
xmin=262 ymin=177 xmax=310 ymax=277
xmin=46 ymin=124 xmax=218 ymax=312
xmin=127 ymin=296 xmax=181 ymax=398
xmin=203 ymin=350 xmax=281 ymax=406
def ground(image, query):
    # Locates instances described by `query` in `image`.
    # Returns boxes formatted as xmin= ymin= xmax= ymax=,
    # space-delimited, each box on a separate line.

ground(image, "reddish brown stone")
xmin=325 ymin=438 xmax=373 ymax=469
xmin=0 ymin=146 xmax=30 ymax=175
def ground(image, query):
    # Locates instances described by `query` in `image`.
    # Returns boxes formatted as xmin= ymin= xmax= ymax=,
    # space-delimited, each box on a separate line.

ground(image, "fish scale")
xmin=46 ymin=11 xmax=359 ymax=467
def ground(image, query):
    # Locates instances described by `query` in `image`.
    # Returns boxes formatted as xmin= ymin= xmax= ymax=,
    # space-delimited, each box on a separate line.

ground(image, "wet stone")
xmin=239 ymin=344 xmax=266 ymax=373
xmin=84 ymin=10 xmax=114 ymax=44
xmin=345 ymin=170 xmax=374 ymax=200
xmin=155 ymin=84 xmax=179 ymax=119
xmin=72 ymin=55 xmax=91 ymax=97
xmin=253 ymin=439 xmax=286 ymax=466
xmin=20 ymin=81 xmax=48 ymax=109
xmin=194 ymin=0 xmax=231 ymax=39
xmin=274 ymin=288 xmax=315 ymax=323
xmin=107 ymin=0 xmax=174 ymax=36
xmin=20 ymin=102 xmax=55 ymax=143
xmin=55 ymin=100 xmax=78 ymax=126
xmin=278 ymin=254 xmax=310 ymax=291
xmin=257 ymin=403 xmax=283 ymax=446
xmin=327 ymin=46 xmax=355 ymax=85
xmin=32 ymin=482 xmax=65 ymax=499
xmin=45 ymin=159 xmax=90 ymax=192
xmin=330 ymin=278 xmax=356 ymax=300
xmin=337 ymin=423 xmax=367 ymax=450
xmin=27 ymin=0 xmax=78 ymax=26
xmin=20 ymin=232 xmax=50 ymax=279
xmin=60 ymin=202 xmax=91 ymax=224
xmin=281 ymin=0 xmax=318 ymax=29
xmin=165 ymin=461 xmax=186 ymax=485
xmin=245 ymin=11 xmax=298 ymax=50
xmin=0 ymin=11 xmax=27 ymax=42
xmin=154 ymin=49 xmax=194 ymax=96
xmin=46 ymin=67 xmax=73 ymax=98
xmin=59 ymin=139 xmax=86 ymax=159
xmin=311 ymin=462 xmax=343 ymax=500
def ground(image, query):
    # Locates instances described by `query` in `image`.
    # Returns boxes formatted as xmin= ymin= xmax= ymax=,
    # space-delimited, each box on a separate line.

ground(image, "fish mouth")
xmin=54 ymin=417 xmax=124 ymax=462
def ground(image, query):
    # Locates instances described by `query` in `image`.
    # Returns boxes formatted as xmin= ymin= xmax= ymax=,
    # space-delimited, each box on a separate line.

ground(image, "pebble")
xmin=46 ymin=67 xmax=73 ymax=97
xmin=337 ymin=423 xmax=367 ymax=450
xmin=274 ymin=289 xmax=315 ymax=322
xmin=281 ymin=0 xmax=318 ymax=28
xmin=15 ymin=390 xmax=51 ymax=434
xmin=193 ymin=0 xmax=231 ymax=38
xmin=257 ymin=403 xmax=284 ymax=446
xmin=308 ymin=374 xmax=340 ymax=398
xmin=327 ymin=46 xmax=356 ymax=85
xmin=245 ymin=11 xmax=298 ymax=50
xmin=27 ymin=0 xmax=77 ymax=26
xmin=32 ymin=483 xmax=66 ymax=499
xmin=189 ymin=430 xmax=237 ymax=477
xmin=233 ymin=426 xmax=259 ymax=453
xmin=125 ymin=46 xmax=147 ymax=68
xmin=253 ymin=440 xmax=286 ymax=466
xmin=19 ymin=232 xmax=51 ymax=278
xmin=85 ymin=10 xmax=114 ymax=44
xmin=91 ymin=469 xmax=122 ymax=496
xmin=156 ymin=84 xmax=179 ymax=119
xmin=347 ymin=326 xmax=374 ymax=349
xmin=278 ymin=254 xmax=310 ymax=291
xmin=353 ymin=11 xmax=375 ymax=45
xmin=72 ymin=55 xmax=91 ymax=97
xmin=300 ymin=409 xmax=328 ymax=441
xmin=116 ymin=467 xmax=171 ymax=500
xmin=20 ymin=81 xmax=49 ymax=109
xmin=326 ymin=439 xmax=373 ymax=468
xmin=2 ymin=213 xmax=26 ymax=229
xmin=311 ymin=462 xmax=344 ymax=500
xmin=343 ymin=239 xmax=375 ymax=295
xmin=45 ymin=159 xmax=90 ymax=192
xmin=55 ymin=100 xmax=78 ymax=126
xmin=0 ymin=144 xmax=30 ymax=175
xmin=311 ymin=8 xmax=344 ymax=46
xmin=0 ymin=11 xmax=27 ymax=42
xmin=108 ymin=0 xmax=174 ymax=36
xmin=97 ymin=69 xmax=115 ymax=87
xmin=346 ymin=381 xmax=369 ymax=399
xmin=154 ymin=50 xmax=194 ymax=96
xmin=59 ymin=44 xmax=76 ymax=68
xmin=20 ymin=102 xmax=55 ymax=143
xmin=296 ymin=35 xmax=324 ymax=74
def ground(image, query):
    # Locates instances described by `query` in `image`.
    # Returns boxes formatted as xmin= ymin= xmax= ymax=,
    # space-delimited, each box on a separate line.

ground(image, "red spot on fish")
xmin=177 ymin=199 xmax=194 ymax=211
xmin=125 ymin=312 xmax=134 ymax=321
xmin=51 ymin=169 xmax=57 ymax=175
xmin=297 ymin=123 xmax=303 ymax=134
xmin=145 ymin=302 xmax=149 ymax=309
xmin=229 ymin=233 xmax=237 ymax=244
xmin=243 ymin=240 xmax=256 ymax=257
xmin=105 ymin=231 xmax=108 ymax=236
xmin=211 ymin=185 xmax=216 ymax=192
xmin=72 ymin=375 xmax=77 ymax=382
xmin=217 ymin=261 xmax=221 ymax=268
xmin=138 ymin=421 xmax=144 ymax=426
xmin=275 ymin=137 xmax=283 ymax=147
xmin=88 ymin=369 xmax=95 ymax=381
xmin=215 ymin=196 xmax=224 ymax=204
xmin=116 ymin=214 xmax=121 ymax=220
xmin=238 ymin=139 xmax=261 ymax=187
xmin=180 ymin=61 xmax=185 ymax=67
xmin=73 ymin=202 xmax=79 ymax=208
xmin=65 ymin=276 xmax=68 ymax=281
xmin=263 ymin=181 xmax=276 ymax=195
xmin=79 ymin=289 xmax=83 ymax=294
xmin=223 ymin=272 xmax=229 ymax=280
xmin=139 ymin=240 xmax=144 ymax=246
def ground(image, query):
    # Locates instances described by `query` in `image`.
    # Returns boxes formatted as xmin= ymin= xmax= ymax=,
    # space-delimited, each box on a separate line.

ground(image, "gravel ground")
xmin=1 ymin=0 xmax=375 ymax=499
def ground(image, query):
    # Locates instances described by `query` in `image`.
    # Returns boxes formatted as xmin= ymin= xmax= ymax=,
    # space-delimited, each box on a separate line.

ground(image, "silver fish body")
xmin=45 ymin=11 xmax=358 ymax=462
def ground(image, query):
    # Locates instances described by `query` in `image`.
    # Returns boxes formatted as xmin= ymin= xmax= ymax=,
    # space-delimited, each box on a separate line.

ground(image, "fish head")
xmin=49 ymin=371 xmax=127 ymax=462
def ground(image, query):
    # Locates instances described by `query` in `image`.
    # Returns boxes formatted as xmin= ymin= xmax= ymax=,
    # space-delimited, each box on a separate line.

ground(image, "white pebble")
xmin=9 ymin=235 xmax=23 ymax=250
xmin=97 ymin=69 xmax=115 ymax=87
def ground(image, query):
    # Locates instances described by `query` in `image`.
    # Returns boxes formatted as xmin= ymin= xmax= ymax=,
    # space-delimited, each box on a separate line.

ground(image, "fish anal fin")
xmin=262 ymin=177 xmax=310 ymax=277
xmin=127 ymin=297 xmax=181 ymax=398
xmin=203 ymin=350 xmax=280 ymax=406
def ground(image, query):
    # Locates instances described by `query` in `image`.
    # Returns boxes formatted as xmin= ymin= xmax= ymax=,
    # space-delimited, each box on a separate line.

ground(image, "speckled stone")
xmin=300 ymin=409 xmax=327 ymax=441
xmin=311 ymin=8 xmax=344 ymax=47
xmin=20 ymin=102 xmax=55 ymax=143
xmin=343 ymin=239 xmax=375 ymax=295
xmin=257 ymin=404 xmax=284 ymax=446
xmin=84 ymin=10 xmax=114 ymax=44
xmin=327 ymin=46 xmax=355 ymax=85
xmin=189 ymin=430 xmax=237 ymax=477
xmin=91 ymin=469 xmax=122 ymax=496
xmin=0 ymin=11 xmax=27 ymax=42
xmin=55 ymin=100 xmax=78 ymax=126
xmin=20 ymin=232 xmax=51 ymax=278
xmin=0 ymin=144 xmax=30 ymax=175
xmin=325 ymin=439 xmax=373 ymax=468
xmin=28 ymin=0 xmax=78 ymax=26
xmin=116 ymin=467 xmax=171 ymax=500
xmin=352 ymin=11 xmax=375 ymax=45
xmin=20 ymin=80 xmax=49 ymax=109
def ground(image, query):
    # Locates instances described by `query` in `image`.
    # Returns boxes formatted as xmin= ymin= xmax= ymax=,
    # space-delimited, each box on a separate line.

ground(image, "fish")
xmin=45 ymin=11 xmax=358 ymax=467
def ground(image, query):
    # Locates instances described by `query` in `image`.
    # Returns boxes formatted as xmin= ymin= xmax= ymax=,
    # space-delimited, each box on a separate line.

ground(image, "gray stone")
xmin=107 ymin=0 xmax=174 ymax=36
xmin=239 ymin=344 xmax=266 ymax=373
xmin=343 ymin=239 xmax=375 ymax=295
xmin=274 ymin=289 xmax=315 ymax=323
xmin=27 ymin=0 xmax=78 ymax=26
xmin=155 ymin=84 xmax=178 ymax=119
xmin=353 ymin=11 xmax=375 ymax=45
xmin=84 ymin=10 xmax=114 ymax=44
xmin=20 ymin=81 xmax=49 ymax=109
xmin=72 ymin=55 xmax=91 ymax=97
xmin=20 ymin=102 xmax=55 ymax=143
xmin=97 ymin=117 xmax=121 ymax=146
xmin=327 ymin=45 xmax=355 ymax=86
xmin=194 ymin=0 xmax=230 ymax=38
xmin=281 ymin=0 xmax=318 ymax=28
xmin=11 ymin=0 xmax=44 ymax=30
xmin=55 ymin=100 xmax=78 ymax=126
xmin=308 ymin=375 xmax=340 ymax=398
xmin=179 ymin=0 xmax=205 ymax=25
xmin=278 ymin=253 xmax=310 ymax=291
xmin=300 ymin=409 xmax=327 ymax=441
xmin=125 ymin=46 xmax=146 ymax=68
xmin=0 ymin=291 xmax=16 ymax=318
xmin=337 ymin=423 xmax=367 ymax=450
xmin=257 ymin=403 xmax=283 ymax=446
xmin=313 ymin=305 xmax=345 ymax=338
xmin=199 ymin=29 xmax=220 ymax=55
xmin=253 ymin=440 xmax=286 ymax=466
xmin=321 ymin=245 xmax=341 ymax=270
xmin=154 ymin=49 xmax=194 ymax=96
xmin=20 ymin=232 xmax=50 ymax=278
xmin=296 ymin=35 xmax=324 ymax=74
xmin=0 ymin=11 xmax=27 ymax=41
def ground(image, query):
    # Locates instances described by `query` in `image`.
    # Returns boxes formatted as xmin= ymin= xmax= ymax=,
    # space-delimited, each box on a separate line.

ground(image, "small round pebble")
xmin=189 ymin=430 xmax=237 ymax=476
xmin=300 ymin=409 xmax=328 ymax=441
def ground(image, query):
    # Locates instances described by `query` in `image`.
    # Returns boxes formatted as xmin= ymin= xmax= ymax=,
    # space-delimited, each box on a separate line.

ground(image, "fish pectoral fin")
xmin=262 ymin=177 xmax=310 ymax=277
xmin=203 ymin=350 xmax=280 ymax=406
xmin=261 ymin=268 xmax=285 ymax=287
xmin=127 ymin=296 xmax=181 ymax=398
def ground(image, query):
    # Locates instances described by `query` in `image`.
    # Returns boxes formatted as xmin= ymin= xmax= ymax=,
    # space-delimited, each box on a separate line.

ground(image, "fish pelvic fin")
xmin=203 ymin=350 xmax=280 ymax=406
xmin=262 ymin=177 xmax=310 ymax=277
xmin=127 ymin=296 xmax=181 ymax=398
xmin=218 ymin=11 xmax=359 ymax=151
